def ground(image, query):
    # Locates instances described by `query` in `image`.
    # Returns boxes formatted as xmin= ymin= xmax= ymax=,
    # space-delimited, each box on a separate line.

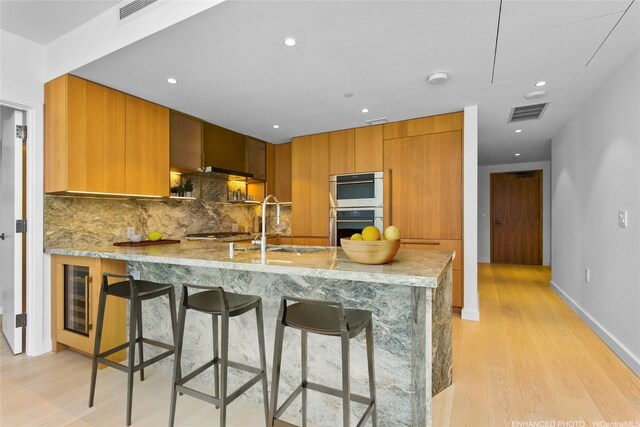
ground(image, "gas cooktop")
xmin=185 ymin=232 xmax=251 ymax=240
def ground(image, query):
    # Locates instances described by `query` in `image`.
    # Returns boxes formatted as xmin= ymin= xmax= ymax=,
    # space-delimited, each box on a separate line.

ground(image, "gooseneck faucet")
xmin=261 ymin=194 xmax=281 ymax=263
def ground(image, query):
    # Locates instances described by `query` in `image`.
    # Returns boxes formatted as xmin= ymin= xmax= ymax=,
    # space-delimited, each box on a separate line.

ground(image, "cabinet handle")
xmin=388 ymin=169 xmax=393 ymax=225
xmin=403 ymin=241 xmax=441 ymax=245
xmin=84 ymin=275 xmax=91 ymax=334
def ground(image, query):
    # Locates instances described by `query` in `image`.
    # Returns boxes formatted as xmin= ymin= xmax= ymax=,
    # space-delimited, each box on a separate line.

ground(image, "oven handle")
xmin=336 ymin=219 xmax=376 ymax=223
xmin=335 ymin=180 xmax=375 ymax=185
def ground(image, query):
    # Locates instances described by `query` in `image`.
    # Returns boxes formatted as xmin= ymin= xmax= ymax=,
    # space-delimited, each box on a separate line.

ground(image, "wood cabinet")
xmin=291 ymin=133 xmax=329 ymax=237
xmin=328 ymin=125 xmax=384 ymax=175
xmin=384 ymin=131 xmax=462 ymax=240
xmin=383 ymin=111 xmax=463 ymax=139
xmin=125 ymin=95 xmax=170 ymax=197
xmin=202 ymin=122 xmax=247 ymax=172
xmin=354 ymin=124 xmax=383 ymax=173
xmin=170 ymin=111 xmax=202 ymax=173
xmin=45 ymin=75 xmax=170 ymax=197
xmin=51 ymin=255 xmax=126 ymax=363
xmin=329 ymin=129 xmax=355 ymax=175
xmin=246 ymin=136 xmax=266 ymax=181
xmin=45 ymin=74 xmax=126 ymax=194
xmin=272 ymin=143 xmax=292 ymax=202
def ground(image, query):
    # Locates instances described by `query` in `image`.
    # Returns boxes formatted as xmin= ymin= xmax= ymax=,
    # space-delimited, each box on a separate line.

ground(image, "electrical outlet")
xmin=231 ymin=223 xmax=239 ymax=232
xmin=618 ymin=210 xmax=628 ymax=228
xmin=127 ymin=226 xmax=135 ymax=238
xmin=131 ymin=269 xmax=141 ymax=280
xmin=585 ymin=268 xmax=590 ymax=284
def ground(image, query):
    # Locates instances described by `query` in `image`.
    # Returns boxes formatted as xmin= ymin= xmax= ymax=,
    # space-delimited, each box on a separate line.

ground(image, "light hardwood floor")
xmin=1 ymin=264 xmax=639 ymax=426
xmin=433 ymin=263 xmax=640 ymax=426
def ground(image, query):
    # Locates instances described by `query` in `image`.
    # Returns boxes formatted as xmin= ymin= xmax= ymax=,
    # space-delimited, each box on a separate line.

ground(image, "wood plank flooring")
xmin=1 ymin=263 xmax=639 ymax=426
xmin=432 ymin=263 xmax=640 ymax=426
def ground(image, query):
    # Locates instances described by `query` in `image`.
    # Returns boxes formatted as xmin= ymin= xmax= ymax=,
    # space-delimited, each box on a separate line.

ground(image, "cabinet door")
xmin=354 ymin=125 xmax=383 ymax=173
xmin=170 ymin=111 xmax=202 ymax=173
xmin=202 ymin=122 xmax=247 ymax=172
xmin=125 ymin=95 xmax=170 ymax=197
xmin=384 ymin=131 xmax=462 ymax=239
xmin=274 ymin=143 xmax=291 ymax=202
xmin=246 ymin=136 xmax=266 ymax=181
xmin=291 ymin=133 xmax=329 ymax=236
xmin=329 ymin=129 xmax=355 ymax=175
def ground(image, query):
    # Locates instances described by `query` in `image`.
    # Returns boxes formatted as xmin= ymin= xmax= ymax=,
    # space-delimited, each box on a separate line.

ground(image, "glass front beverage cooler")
xmin=63 ymin=264 xmax=90 ymax=336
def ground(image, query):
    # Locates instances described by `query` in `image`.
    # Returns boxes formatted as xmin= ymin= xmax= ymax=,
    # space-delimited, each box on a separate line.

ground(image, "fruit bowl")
xmin=340 ymin=238 xmax=401 ymax=265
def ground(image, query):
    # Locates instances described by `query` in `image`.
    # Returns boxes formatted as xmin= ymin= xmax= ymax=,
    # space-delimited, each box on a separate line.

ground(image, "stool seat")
xmin=107 ymin=280 xmax=174 ymax=300
xmin=187 ymin=290 xmax=260 ymax=316
xmin=286 ymin=303 xmax=371 ymax=337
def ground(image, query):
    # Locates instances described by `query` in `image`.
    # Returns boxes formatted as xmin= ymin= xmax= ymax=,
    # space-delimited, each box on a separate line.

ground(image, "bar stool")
xmin=89 ymin=273 xmax=177 ymax=426
xmin=270 ymin=297 xmax=377 ymax=427
xmin=168 ymin=284 xmax=269 ymax=427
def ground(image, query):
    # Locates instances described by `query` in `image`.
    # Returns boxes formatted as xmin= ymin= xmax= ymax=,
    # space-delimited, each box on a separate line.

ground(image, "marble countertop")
xmin=45 ymin=241 xmax=454 ymax=288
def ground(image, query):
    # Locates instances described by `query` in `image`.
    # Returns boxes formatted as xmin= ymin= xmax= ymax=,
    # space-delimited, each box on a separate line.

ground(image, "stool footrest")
xmin=176 ymin=372 xmax=265 ymax=406
xmin=356 ymin=401 xmax=376 ymax=427
xmin=96 ymin=348 xmax=174 ymax=373
xmin=179 ymin=358 xmax=218 ymax=385
xmin=275 ymin=383 xmax=304 ymax=418
xmin=306 ymin=381 xmax=372 ymax=406
xmin=273 ymin=419 xmax=298 ymax=427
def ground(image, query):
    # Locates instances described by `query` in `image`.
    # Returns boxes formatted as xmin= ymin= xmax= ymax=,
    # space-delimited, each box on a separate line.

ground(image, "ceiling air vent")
xmin=120 ymin=0 xmax=158 ymax=20
xmin=365 ymin=118 xmax=389 ymax=126
xmin=508 ymin=103 xmax=549 ymax=122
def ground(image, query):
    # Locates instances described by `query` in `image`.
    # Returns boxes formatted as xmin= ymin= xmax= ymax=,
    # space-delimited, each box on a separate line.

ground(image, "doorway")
xmin=490 ymin=170 xmax=542 ymax=265
xmin=1 ymin=105 xmax=26 ymax=354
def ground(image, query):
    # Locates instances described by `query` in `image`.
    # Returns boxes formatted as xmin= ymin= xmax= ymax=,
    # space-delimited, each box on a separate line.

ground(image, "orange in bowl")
xmin=340 ymin=237 xmax=400 ymax=265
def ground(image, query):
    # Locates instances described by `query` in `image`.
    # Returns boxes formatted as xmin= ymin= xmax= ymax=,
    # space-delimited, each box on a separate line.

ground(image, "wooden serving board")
xmin=113 ymin=240 xmax=181 ymax=247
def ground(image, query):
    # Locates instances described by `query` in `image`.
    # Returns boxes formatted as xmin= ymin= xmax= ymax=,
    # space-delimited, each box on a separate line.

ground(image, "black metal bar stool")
xmin=168 ymin=284 xmax=269 ymax=427
xmin=89 ymin=273 xmax=177 ymax=426
xmin=270 ymin=297 xmax=377 ymax=427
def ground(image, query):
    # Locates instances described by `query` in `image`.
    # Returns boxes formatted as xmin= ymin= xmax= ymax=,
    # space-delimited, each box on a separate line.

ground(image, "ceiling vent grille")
xmin=365 ymin=118 xmax=389 ymax=126
xmin=508 ymin=103 xmax=549 ymax=122
xmin=120 ymin=0 xmax=158 ymax=20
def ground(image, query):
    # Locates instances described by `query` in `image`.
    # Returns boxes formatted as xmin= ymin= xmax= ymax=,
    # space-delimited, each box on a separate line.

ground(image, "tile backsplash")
xmin=44 ymin=175 xmax=291 ymax=248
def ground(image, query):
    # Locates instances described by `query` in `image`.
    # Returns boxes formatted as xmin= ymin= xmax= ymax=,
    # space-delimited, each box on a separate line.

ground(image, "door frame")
xmin=490 ymin=169 xmax=543 ymax=265
xmin=1 ymin=99 xmax=43 ymax=356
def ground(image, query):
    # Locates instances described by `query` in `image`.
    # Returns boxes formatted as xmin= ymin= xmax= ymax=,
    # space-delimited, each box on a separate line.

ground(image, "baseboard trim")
xmin=461 ymin=307 xmax=480 ymax=321
xmin=550 ymin=280 xmax=640 ymax=376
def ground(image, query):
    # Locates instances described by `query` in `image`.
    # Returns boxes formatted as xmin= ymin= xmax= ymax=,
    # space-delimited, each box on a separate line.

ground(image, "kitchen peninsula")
xmin=46 ymin=241 xmax=453 ymax=426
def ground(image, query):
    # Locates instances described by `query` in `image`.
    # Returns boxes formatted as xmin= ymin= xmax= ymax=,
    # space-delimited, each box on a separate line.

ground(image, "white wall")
xmin=0 ymin=29 xmax=48 ymax=355
xmin=478 ymin=161 xmax=551 ymax=265
xmin=462 ymin=106 xmax=479 ymax=321
xmin=551 ymin=49 xmax=640 ymax=376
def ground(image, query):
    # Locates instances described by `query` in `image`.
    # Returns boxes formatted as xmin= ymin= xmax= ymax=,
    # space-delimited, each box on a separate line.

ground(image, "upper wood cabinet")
xmin=329 ymin=129 xmax=355 ymax=175
xmin=202 ymin=122 xmax=247 ymax=172
xmin=384 ymin=130 xmax=462 ymax=240
xmin=125 ymin=95 xmax=169 ymax=197
xmin=246 ymin=136 xmax=266 ymax=181
xmin=328 ymin=126 xmax=384 ymax=175
xmin=45 ymin=75 xmax=126 ymax=194
xmin=45 ymin=75 xmax=170 ymax=197
xmin=291 ymin=134 xmax=329 ymax=237
xmin=354 ymin=124 xmax=383 ymax=173
xmin=170 ymin=111 xmax=202 ymax=173
xmin=270 ymin=143 xmax=291 ymax=202
xmin=383 ymin=111 xmax=463 ymax=139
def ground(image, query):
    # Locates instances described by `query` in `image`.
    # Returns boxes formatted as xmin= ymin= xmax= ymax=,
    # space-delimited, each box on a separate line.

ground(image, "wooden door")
xmin=291 ymin=133 xmax=329 ymax=237
xmin=384 ymin=131 xmax=462 ymax=239
xmin=125 ymin=95 xmax=169 ymax=197
xmin=490 ymin=170 xmax=542 ymax=265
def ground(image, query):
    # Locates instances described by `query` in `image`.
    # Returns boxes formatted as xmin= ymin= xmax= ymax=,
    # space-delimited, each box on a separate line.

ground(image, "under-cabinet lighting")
xmin=67 ymin=190 xmax=163 ymax=198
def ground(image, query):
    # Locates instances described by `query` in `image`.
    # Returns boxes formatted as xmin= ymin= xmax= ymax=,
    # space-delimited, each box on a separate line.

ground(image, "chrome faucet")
xmin=261 ymin=194 xmax=281 ymax=263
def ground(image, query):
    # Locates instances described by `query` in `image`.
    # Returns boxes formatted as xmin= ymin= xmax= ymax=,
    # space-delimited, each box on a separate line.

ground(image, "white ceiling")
xmin=2 ymin=1 xmax=639 ymax=165
xmin=0 ymin=0 xmax=119 ymax=45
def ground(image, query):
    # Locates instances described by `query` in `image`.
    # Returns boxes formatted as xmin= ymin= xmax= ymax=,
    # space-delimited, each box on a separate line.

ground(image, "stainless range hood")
xmin=201 ymin=166 xmax=254 ymax=181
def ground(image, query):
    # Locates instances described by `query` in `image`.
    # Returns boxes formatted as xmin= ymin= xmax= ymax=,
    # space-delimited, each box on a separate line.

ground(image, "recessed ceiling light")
xmin=515 ymin=153 xmax=521 ymax=157
xmin=515 ymin=129 xmax=522 ymax=133
xmin=166 ymin=78 xmax=178 ymax=85
xmin=361 ymin=108 xmax=369 ymax=113
xmin=273 ymin=125 xmax=280 ymax=129
xmin=284 ymin=38 xmax=296 ymax=47
xmin=535 ymin=81 xmax=547 ymax=87
xmin=427 ymin=72 xmax=449 ymax=85
xmin=525 ymin=90 xmax=547 ymax=100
